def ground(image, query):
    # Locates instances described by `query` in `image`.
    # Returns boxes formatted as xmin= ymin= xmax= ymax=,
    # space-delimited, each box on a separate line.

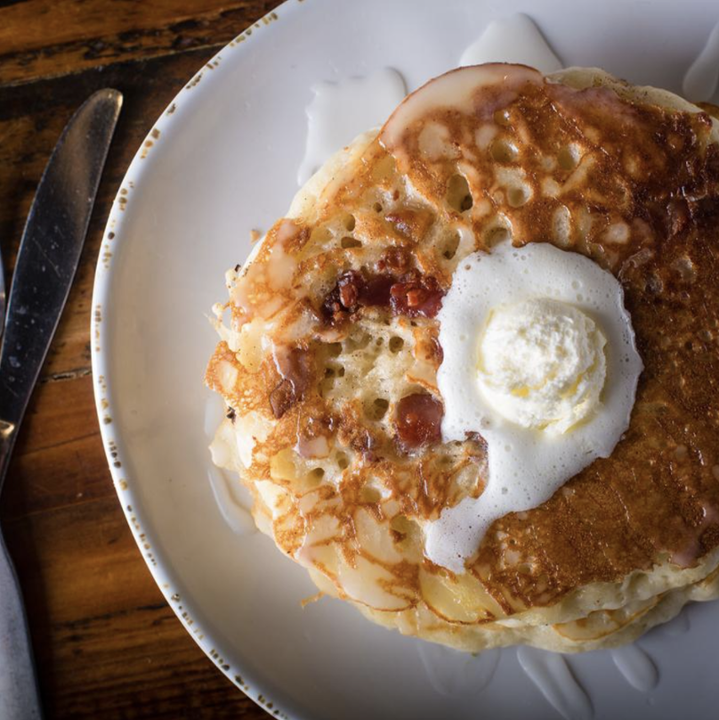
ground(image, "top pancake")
xmin=206 ymin=64 xmax=719 ymax=642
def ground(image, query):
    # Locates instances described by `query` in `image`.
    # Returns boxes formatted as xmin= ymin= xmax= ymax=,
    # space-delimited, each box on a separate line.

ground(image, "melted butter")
xmin=682 ymin=20 xmax=719 ymax=101
xmin=297 ymin=67 xmax=407 ymax=185
xmin=459 ymin=14 xmax=563 ymax=73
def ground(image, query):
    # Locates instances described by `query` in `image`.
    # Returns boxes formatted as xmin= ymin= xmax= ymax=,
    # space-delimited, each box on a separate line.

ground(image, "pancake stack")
xmin=206 ymin=64 xmax=719 ymax=652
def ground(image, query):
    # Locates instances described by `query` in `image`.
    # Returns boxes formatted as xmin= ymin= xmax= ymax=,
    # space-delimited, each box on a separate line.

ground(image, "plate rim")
xmin=89 ymin=1 xmax=719 ymax=718
xmin=90 ymin=1 xmax=310 ymax=718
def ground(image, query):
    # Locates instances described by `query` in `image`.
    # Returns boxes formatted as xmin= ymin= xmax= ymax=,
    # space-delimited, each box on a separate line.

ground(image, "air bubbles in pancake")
xmin=494 ymin=109 xmax=511 ymax=127
xmin=366 ymin=397 xmax=390 ymax=421
xmin=484 ymin=225 xmax=512 ymax=248
xmin=507 ymin=185 xmax=530 ymax=208
xmin=446 ymin=174 xmax=474 ymax=213
xmin=557 ymin=144 xmax=582 ymax=171
xmin=307 ymin=467 xmax=326 ymax=488
xmin=491 ymin=139 xmax=519 ymax=163
xmin=442 ymin=230 xmax=461 ymax=260
xmin=361 ymin=484 xmax=382 ymax=503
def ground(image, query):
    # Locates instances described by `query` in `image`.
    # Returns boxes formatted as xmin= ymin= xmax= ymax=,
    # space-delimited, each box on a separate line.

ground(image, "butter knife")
xmin=0 ymin=88 xmax=123 ymax=720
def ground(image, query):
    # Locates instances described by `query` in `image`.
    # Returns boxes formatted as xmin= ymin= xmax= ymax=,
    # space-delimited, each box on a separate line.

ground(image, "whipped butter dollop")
xmin=427 ymin=242 xmax=643 ymax=573
xmin=477 ymin=298 xmax=607 ymax=434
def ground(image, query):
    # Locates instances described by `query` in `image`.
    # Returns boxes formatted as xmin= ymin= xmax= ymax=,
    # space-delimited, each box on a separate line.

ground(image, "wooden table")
xmin=0 ymin=2 xmax=284 ymax=717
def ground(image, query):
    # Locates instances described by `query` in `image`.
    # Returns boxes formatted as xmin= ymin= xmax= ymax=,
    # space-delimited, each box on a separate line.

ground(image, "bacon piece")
xmin=389 ymin=272 xmax=444 ymax=318
xmin=321 ymin=266 xmax=444 ymax=324
xmin=269 ymin=346 xmax=314 ymax=418
xmin=321 ymin=271 xmax=364 ymax=323
xmin=322 ymin=271 xmax=393 ymax=324
xmin=376 ymin=247 xmax=411 ymax=274
xmin=361 ymin=275 xmax=394 ymax=306
xmin=394 ymin=393 xmax=443 ymax=451
xmin=338 ymin=271 xmax=362 ymax=308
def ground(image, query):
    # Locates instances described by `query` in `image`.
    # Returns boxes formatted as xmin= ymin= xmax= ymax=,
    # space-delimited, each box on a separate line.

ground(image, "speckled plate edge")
xmin=90 ymin=2 xmax=305 ymax=718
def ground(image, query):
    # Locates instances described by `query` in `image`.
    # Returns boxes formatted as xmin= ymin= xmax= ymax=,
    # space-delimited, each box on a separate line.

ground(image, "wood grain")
xmin=4 ymin=497 xmax=254 ymax=718
xmin=0 ymin=0 xmax=280 ymax=86
xmin=0 ymin=1 xmax=284 ymax=717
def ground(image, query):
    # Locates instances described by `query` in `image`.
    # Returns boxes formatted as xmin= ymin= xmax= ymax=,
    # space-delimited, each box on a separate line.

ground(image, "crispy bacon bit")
xmin=376 ymin=247 xmax=411 ymax=274
xmin=338 ymin=271 xmax=362 ymax=308
xmin=394 ymin=393 xmax=443 ymax=451
xmin=269 ymin=346 xmax=314 ymax=418
xmin=390 ymin=272 xmax=444 ymax=318
xmin=321 ymin=271 xmax=363 ymax=323
xmin=322 ymin=271 xmax=394 ymax=324
xmin=362 ymin=275 xmax=394 ymax=306
xmin=321 ymin=265 xmax=444 ymax=325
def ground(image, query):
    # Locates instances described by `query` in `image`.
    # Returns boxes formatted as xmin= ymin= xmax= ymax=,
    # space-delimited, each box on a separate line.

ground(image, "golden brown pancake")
xmin=206 ymin=64 xmax=719 ymax=651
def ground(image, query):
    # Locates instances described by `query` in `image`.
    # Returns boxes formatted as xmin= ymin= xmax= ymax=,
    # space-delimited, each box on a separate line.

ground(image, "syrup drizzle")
xmin=459 ymin=14 xmax=563 ymax=73
xmin=207 ymin=466 xmax=256 ymax=535
xmin=658 ymin=606 xmax=691 ymax=637
xmin=297 ymin=67 xmax=407 ymax=185
xmin=205 ymin=396 xmax=256 ymax=535
xmin=610 ymin=644 xmax=659 ymax=692
xmin=417 ymin=643 xmax=500 ymax=696
xmin=517 ymin=647 xmax=593 ymax=720
xmin=682 ymin=20 xmax=719 ymax=102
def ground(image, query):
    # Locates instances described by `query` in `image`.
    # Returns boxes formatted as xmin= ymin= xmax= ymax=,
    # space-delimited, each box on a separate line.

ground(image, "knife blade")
xmin=0 ymin=88 xmax=123 ymax=720
xmin=0 ymin=246 xmax=5 ymax=342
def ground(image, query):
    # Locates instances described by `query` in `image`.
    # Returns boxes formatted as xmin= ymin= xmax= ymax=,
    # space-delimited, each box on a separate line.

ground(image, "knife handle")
xmin=0 ymin=529 xmax=43 ymax=720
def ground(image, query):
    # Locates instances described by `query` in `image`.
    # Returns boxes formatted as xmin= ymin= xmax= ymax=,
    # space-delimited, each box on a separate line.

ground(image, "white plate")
xmin=92 ymin=1 xmax=719 ymax=718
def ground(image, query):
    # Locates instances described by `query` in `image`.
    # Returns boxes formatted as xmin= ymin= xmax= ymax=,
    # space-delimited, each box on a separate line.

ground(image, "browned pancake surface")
xmin=207 ymin=64 xmax=719 ymax=619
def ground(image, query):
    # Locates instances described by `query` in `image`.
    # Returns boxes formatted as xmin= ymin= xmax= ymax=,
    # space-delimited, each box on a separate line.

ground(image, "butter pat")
xmin=477 ymin=298 xmax=606 ymax=434
xmin=428 ymin=242 xmax=643 ymax=573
